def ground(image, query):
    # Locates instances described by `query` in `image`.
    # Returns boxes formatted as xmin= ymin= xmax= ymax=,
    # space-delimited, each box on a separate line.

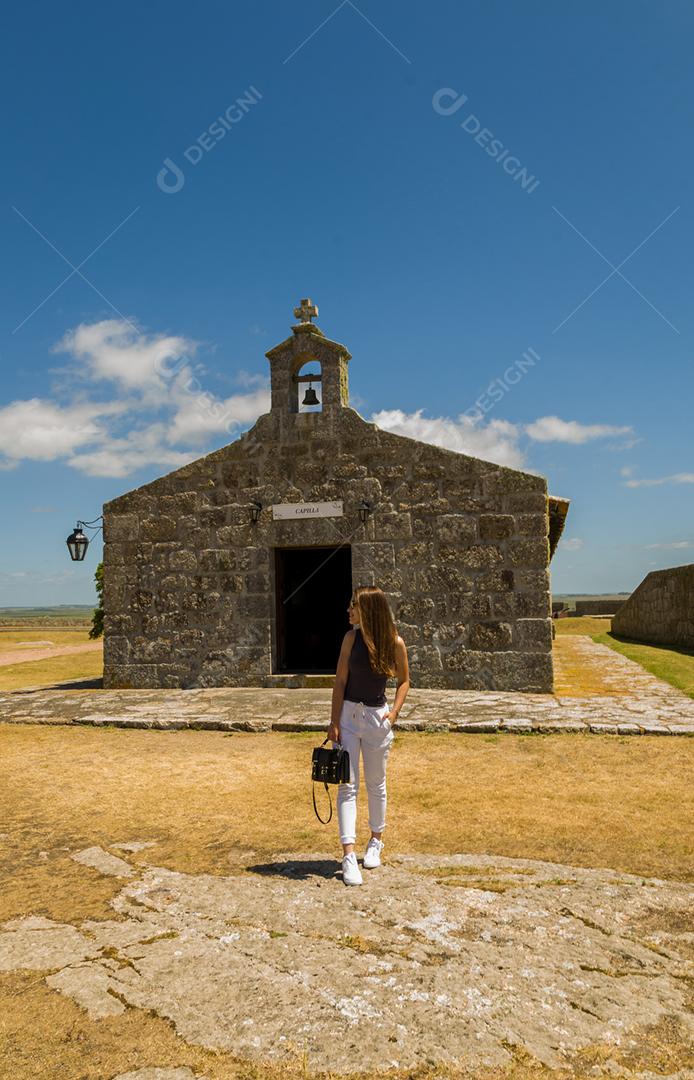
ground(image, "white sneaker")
xmin=363 ymin=838 xmax=384 ymax=869
xmin=342 ymin=852 xmax=363 ymax=885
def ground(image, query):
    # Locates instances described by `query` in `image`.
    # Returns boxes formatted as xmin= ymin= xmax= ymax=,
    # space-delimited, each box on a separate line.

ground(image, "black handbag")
xmin=311 ymin=738 xmax=350 ymax=823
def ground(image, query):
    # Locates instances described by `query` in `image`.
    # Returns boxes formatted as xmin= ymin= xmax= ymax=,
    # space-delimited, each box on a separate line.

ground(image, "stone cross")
xmin=293 ymin=298 xmax=318 ymax=324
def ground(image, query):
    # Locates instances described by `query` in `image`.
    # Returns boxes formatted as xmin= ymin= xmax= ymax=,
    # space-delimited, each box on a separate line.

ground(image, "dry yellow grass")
xmin=0 ymin=626 xmax=103 ymax=691
xmin=1 ymin=724 xmax=691 ymax=923
xmin=1 ymin=724 xmax=692 ymax=1079
xmin=553 ymin=617 xmax=614 ymax=637
xmin=0 ymin=648 xmax=103 ymax=691
xmin=0 ymin=628 xmax=94 ymax=652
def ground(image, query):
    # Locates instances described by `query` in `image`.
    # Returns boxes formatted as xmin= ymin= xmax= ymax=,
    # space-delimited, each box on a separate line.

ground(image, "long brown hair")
xmin=353 ymin=586 xmax=398 ymax=677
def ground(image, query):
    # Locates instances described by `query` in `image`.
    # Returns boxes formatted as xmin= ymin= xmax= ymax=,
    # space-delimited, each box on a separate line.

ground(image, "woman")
xmin=327 ymin=586 xmax=410 ymax=885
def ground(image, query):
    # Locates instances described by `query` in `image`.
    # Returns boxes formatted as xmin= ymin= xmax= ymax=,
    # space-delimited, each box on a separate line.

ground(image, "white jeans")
xmin=333 ymin=698 xmax=395 ymax=846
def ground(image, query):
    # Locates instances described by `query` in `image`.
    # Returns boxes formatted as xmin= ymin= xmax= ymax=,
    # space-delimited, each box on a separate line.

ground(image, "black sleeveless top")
xmin=343 ymin=627 xmax=388 ymax=707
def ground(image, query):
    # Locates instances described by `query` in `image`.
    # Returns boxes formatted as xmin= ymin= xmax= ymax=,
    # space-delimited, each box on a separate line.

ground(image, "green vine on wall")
xmin=89 ymin=561 xmax=104 ymax=639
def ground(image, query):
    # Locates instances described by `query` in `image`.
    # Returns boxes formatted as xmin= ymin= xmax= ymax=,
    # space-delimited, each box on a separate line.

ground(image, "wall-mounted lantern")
xmin=358 ymin=500 xmax=373 ymax=524
xmin=250 ymin=501 xmax=263 ymax=524
xmin=66 ymin=516 xmax=104 ymax=561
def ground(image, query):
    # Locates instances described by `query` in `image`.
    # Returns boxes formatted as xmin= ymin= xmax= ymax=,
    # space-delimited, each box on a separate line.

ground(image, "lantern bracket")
xmin=76 ymin=516 xmax=104 ymax=532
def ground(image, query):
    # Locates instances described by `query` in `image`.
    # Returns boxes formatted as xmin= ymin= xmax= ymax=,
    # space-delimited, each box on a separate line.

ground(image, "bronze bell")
xmin=302 ymin=383 xmax=319 ymax=406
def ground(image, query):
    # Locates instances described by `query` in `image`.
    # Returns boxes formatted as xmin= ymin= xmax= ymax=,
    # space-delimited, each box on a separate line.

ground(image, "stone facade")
xmin=103 ymin=302 xmax=567 ymax=693
xmin=612 ymin=564 xmax=694 ymax=649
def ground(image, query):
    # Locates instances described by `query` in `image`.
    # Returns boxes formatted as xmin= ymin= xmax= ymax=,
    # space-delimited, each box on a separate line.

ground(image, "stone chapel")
xmin=102 ymin=299 xmax=569 ymax=692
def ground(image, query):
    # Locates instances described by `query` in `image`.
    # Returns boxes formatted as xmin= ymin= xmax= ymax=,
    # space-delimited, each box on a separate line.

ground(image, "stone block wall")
xmin=574 ymin=600 xmax=625 ymax=616
xmin=612 ymin=564 xmax=694 ymax=649
xmin=103 ymin=406 xmax=553 ymax=692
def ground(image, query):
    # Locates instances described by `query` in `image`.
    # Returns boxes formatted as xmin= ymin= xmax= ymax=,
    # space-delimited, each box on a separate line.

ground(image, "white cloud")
xmin=370 ymin=408 xmax=525 ymax=469
xmin=0 ymin=320 xmax=271 ymax=478
xmin=560 ymin=537 xmax=584 ymax=551
xmin=230 ymin=370 xmax=269 ymax=389
xmin=369 ymin=408 xmax=635 ymax=470
xmin=166 ymin=383 xmax=270 ymax=446
xmin=54 ymin=321 xmax=271 ymax=451
xmin=645 ymin=540 xmax=692 ymax=550
xmin=0 ymin=397 xmax=125 ymax=467
xmin=625 ymin=473 xmax=694 ymax=488
xmin=524 ymin=416 xmax=634 ymax=443
xmin=66 ymin=426 xmax=200 ymax=478
xmin=55 ymin=319 xmax=197 ymax=392
xmin=0 ymin=322 xmax=641 ymax=482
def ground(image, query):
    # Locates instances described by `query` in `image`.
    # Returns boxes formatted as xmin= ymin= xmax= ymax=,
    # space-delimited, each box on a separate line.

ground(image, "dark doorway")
xmin=274 ymin=545 xmax=352 ymax=673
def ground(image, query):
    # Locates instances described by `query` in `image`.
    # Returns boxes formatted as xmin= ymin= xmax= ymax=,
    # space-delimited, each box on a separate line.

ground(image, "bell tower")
xmin=265 ymin=298 xmax=351 ymax=416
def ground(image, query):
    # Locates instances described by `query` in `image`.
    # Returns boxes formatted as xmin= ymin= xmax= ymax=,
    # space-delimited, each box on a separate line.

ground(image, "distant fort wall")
xmin=574 ymin=599 xmax=625 ymax=616
xmin=612 ymin=564 xmax=694 ymax=649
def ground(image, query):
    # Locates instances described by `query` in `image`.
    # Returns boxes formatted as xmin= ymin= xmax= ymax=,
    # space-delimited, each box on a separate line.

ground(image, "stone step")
xmin=261 ymin=674 xmax=335 ymax=688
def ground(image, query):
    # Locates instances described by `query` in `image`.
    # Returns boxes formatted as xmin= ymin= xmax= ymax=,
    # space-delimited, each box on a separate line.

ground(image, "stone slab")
xmin=72 ymin=846 xmax=137 ymax=878
xmin=2 ymin=847 xmax=693 ymax=1075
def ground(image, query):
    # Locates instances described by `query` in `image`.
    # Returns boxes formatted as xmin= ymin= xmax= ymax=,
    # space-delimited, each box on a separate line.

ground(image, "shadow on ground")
xmin=11 ymin=677 xmax=104 ymax=694
xmin=246 ymin=857 xmax=341 ymax=881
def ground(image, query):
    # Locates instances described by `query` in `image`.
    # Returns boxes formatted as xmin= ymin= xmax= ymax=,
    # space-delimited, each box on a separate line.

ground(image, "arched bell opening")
xmin=295 ymin=359 xmax=323 ymax=413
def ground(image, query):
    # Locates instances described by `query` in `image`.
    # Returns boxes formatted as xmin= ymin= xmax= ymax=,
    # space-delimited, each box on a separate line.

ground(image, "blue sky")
xmin=1 ymin=0 xmax=692 ymax=605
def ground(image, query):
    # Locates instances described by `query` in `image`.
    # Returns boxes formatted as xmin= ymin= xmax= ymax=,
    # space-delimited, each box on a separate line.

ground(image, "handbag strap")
xmin=312 ymin=779 xmax=333 ymax=824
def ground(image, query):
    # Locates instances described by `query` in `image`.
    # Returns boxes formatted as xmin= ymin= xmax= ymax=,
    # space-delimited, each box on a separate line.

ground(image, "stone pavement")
xmin=1 ymin=843 xmax=692 ymax=1075
xmin=1 ymin=637 xmax=692 ymax=735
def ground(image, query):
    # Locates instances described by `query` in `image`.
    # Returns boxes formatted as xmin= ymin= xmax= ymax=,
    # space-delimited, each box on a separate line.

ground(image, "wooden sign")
xmin=272 ymin=501 xmax=344 ymax=521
